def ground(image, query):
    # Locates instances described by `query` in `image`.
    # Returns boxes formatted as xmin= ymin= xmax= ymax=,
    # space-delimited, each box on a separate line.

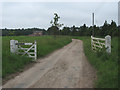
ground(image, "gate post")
xmin=34 ymin=40 xmax=37 ymax=60
xmin=10 ymin=40 xmax=18 ymax=53
xmin=105 ymin=35 xmax=111 ymax=53
xmin=91 ymin=36 xmax=93 ymax=50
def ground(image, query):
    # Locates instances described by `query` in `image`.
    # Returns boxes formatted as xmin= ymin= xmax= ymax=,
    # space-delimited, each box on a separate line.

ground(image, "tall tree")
xmin=62 ymin=27 xmax=70 ymax=35
xmin=101 ymin=20 xmax=110 ymax=37
xmin=80 ymin=24 xmax=87 ymax=36
xmin=71 ymin=25 xmax=77 ymax=36
xmin=109 ymin=20 xmax=118 ymax=36
xmin=49 ymin=13 xmax=63 ymax=37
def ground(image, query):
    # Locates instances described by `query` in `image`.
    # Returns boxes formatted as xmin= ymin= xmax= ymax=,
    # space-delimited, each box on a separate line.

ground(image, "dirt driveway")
xmin=3 ymin=39 xmax=96 ymax=88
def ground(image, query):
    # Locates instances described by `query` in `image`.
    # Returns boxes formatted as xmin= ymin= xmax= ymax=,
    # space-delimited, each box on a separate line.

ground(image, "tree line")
xmin=2 ymin=13 xmax=119 ymax=37
xmin=2 ymin=20 xmax=119 ymax=37
xmin=2 ymin=28 xmax=46 ymax=36
xmin=47 ymin=13 xmax=119 ymax=37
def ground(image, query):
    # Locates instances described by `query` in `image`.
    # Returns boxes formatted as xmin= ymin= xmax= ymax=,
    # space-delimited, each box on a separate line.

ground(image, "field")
xmin=74 ymin=36 xmax=118 ymax=88
xmin=2 ymin=36 xmax=72 ymax=78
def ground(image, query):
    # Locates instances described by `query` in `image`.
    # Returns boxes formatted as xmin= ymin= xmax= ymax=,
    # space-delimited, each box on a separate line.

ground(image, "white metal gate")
xmin=10 ymin=40 xmax=37 ymax=60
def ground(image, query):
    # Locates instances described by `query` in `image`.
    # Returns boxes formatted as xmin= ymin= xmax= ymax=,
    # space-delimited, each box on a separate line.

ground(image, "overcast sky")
xmin=2 ymin=2 xmax=118 ymax=29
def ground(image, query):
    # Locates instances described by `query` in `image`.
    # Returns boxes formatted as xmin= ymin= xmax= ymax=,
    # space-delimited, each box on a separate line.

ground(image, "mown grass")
xmin=74 ymin=36 xmax=118 ymax=88
xmin=2 ymin=36 xmax=72 ymax=78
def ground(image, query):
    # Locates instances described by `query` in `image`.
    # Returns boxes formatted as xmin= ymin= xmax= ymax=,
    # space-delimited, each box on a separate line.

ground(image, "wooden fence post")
xmin=10 ymin=40 xmax=18 ymax=53
xmin=105 ymin=35 xmax=111 ymax=53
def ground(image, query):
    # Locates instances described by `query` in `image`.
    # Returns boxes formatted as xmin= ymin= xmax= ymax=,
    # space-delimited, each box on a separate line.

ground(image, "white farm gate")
xmin=10 ymin=40 xmax=37 ymax=60
xmin=91 ymin=35 xmax=111 ymax=53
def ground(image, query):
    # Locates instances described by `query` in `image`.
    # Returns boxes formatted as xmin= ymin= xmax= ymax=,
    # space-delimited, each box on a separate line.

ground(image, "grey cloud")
xmin=2 ymin=2 xmax=118 ymax=29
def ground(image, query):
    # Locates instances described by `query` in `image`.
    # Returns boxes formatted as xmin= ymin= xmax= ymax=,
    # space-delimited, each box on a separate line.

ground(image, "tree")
xmin=49 ymin=13 xmax=63 ymax=37
xmin=62 ymin=27 xmax=70 ymax=35
xmin=71 ymin=25 xmax=77 ymax=36
xmin=9 ymin=30 xmax=15 ymax=36
xmin=79 ymin=24 xmax=87 ymax=36
xmin=101 ymin=20 xmax=110 ymax=37
xmin=50 ymin=13 xmax=63 ymax=27
xmin=47 ymin=26 xmax=59 ymax=35
xmin=109 ymin=20 xmax=118 ymax=36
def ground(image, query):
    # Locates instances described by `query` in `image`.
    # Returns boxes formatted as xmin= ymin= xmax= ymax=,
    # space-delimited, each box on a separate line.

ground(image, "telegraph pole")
xmin=92 ymin=13 xmax=94 ymax=36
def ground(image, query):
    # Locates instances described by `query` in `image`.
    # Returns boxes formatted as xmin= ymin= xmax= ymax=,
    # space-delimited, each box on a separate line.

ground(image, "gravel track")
xmin=3 ymin=39 xmax=96 ymax=88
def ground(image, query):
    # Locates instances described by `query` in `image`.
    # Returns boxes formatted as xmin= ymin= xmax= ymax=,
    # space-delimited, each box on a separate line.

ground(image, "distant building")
xmin=28 ymin=31 xmax=42 ymax=36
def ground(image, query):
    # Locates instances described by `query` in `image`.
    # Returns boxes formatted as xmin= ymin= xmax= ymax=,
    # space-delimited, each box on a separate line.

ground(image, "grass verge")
xmin=74 ymin=36 xmax=118 ymax=88
xmin=2 ymin=36 xmax=72 ymax=78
